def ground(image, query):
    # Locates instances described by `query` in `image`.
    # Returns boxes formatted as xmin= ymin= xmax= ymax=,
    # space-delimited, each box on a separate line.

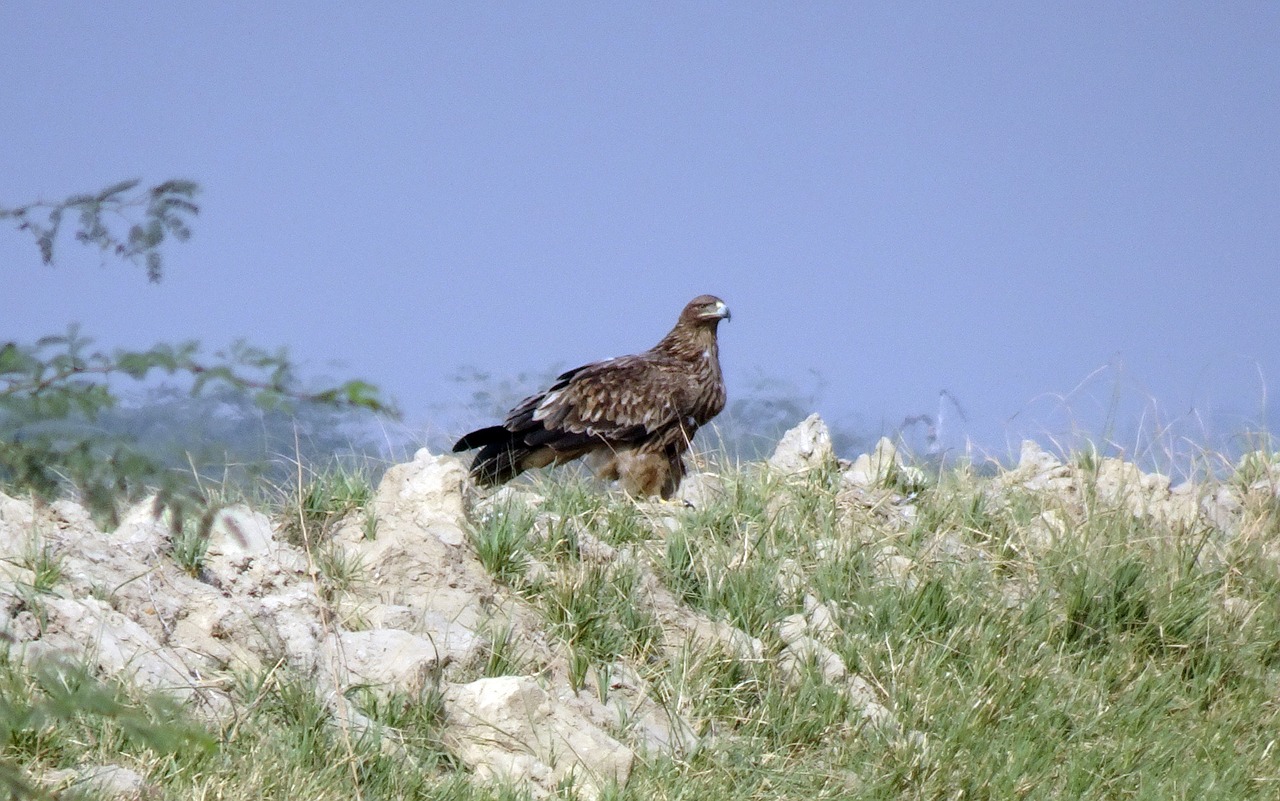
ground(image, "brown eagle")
xmin=453 ymin=294 xmax=730 ymax=498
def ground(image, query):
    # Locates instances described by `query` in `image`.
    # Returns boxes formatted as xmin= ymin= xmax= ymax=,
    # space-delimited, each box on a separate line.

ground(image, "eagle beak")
xmin=715 ymin=301 xmax=731 ymax=321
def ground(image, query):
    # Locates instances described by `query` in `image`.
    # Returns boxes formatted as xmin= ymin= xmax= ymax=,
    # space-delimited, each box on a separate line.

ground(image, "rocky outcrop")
xmin=996 ymin=441 xmax=1241 ymax=534
xmin=768 ymin=413 xmax=836 ymax=474
xmin=3 ymin=419 xmax=1276 ymax=799
xmin=444 ymin=676 xmax=634 ymax=799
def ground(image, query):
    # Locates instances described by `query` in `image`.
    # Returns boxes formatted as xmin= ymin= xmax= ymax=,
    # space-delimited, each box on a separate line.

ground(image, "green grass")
xmin=480 ymin=620 xmax=526 ymax=678
xmin=468 ymin=501 xmax=535 ymax=584
xmin=277 ymin=461 xmax=376 ymax=547
xmin=20 ymin=542 xmax=63 ymax=593
xmin=0 ymin=655 xmax=529 ymax=801
xmin=7 ymin=446 xmax=1280 ymax=799
xmin=314 ymin=544 xmax=368 ymax=601
xmin=169 ymin=507 xmax=216 ymax=578
xmin=508 ymin=459 xmax=1280 ymax=799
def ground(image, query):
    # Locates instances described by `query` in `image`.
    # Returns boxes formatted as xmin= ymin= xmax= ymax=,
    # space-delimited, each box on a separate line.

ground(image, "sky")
xmin=3 ymin=3 xmax=1278 ymax=463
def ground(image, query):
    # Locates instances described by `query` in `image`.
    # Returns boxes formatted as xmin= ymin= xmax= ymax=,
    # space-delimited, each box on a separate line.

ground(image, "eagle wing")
xmin=504 ymin=353 xmax=698 ymax=452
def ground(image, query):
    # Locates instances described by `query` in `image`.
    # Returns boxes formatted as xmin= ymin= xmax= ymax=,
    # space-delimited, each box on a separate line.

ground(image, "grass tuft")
xmin=278 ymin=461 xmax=375 ymax=546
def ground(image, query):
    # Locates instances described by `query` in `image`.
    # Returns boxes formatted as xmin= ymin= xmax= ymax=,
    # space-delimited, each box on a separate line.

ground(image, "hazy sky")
xmin=4 ymin=4 xmax=1278 ymax=459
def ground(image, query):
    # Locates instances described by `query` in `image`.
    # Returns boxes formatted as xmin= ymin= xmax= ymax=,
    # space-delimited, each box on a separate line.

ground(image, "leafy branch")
xmin=0 ymin=327 xmax=395 ymax=523
xmin=1 ymin=179 xmax=199 ymax=282
xmin=0 ymin=179 xmax=401 ymax=796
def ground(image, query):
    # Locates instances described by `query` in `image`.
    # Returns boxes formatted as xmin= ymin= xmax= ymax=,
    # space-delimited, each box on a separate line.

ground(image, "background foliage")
xmin=2 ymin=180 xmax=392 ymax=524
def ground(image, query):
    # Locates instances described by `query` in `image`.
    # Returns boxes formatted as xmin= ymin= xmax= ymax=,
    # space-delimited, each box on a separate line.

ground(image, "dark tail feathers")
xmin=453 ymin=425 xmax=511 ymax=452
xmin=453 ymin=425 xmax=526 ymax=486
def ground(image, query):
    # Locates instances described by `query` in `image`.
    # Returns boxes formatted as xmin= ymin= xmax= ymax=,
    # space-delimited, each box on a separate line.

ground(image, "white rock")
xmin=208 ymin=505 xmax=276 ymax=557
xmin=45 ymin=764 xmax=155 ymax=800
xmin=843 ymin=437 xmax=902 ymax=489
xmin=0 ymin=492 xmax=39 ymax=561
xmin=1015 ymin=440 xmax=1062 ymax=476
xmin=1000 ymin=441 xmax=1073 ymax=492
xmin=1023 ymin=510 xmax=1067 ymax=554
xmin=110 ymin=498 xmax=173 ymax=561
xmin=805 ymin=597 xmax=840 ymax=639
xmin=779 ymin=635 xmax=847 ymax=684
xmin=322 ymin=628 xmax=465 ymax=695
xmin=50 ymin=498 xmax=95 ymax=532
xmin=202 ymin=505 xmax=305 ymax=592
xmin=590 ymin=661 xmax=699 ymax=756
xmin=778 ymin=613 xmax=809 ymax=646
xmin=675 ymin=472 xmax=726 ymax=508
xmin=34 ymin=597 xmax=232 ymax=721
xmin=775 ymin=558 xmax=806 ymax=596
xmin=444 ymin=675 xmax=634 ymax=800
xmin=769 ymin=414 xmax=836 ymax=475
xmin=375 ymin=448 xmax=469 ymax=543
xmin=776 ymin=632 xmax=899 ymax=733
xmin=1202 ymin=485 xmax=1242 ymax=536
xmin=872 ymin=548 xmax=916 ymax=588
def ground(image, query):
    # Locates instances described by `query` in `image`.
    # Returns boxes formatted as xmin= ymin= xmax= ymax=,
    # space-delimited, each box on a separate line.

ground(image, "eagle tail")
xmin=454 ymin=425 xmax=531 ymax=486
xmin=470 ymin=444 xmax=527 ymax=486
xmin=454 ymin=425 xmax=610 ymax=488
xmin=452 ymin=425 xmax=511 ymax=452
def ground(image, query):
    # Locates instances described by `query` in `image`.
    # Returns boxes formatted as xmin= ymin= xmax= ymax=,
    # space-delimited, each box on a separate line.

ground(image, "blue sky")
xmin=3 ymin=4 xmax=1278 ymax=461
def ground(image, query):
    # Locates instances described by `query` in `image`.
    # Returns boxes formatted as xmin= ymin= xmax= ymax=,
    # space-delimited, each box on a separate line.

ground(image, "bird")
xmin=453 ymin=295 xmax=730 ymax=499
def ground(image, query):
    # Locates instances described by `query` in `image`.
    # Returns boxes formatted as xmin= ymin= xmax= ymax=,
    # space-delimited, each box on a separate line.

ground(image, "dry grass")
xmin=5 ymin=448 xmax=1280 ymax=799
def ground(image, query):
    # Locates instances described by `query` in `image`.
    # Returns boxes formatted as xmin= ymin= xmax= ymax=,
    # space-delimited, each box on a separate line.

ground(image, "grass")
xmin=0 ymin=654 xmax=527 ymax=801
xmin=6 ymin=444 xmax=1280 ymax=799
xmin=478 ymin=456 xmax=1280 ymax=799
xmin=314 ymin=544 xmax=368 ymax=601
xmin=468 ymin=500 xmax=535 ymax=584
xmin=20 ymin=541 xmax=63 ymax=593
xmin=277 ymin=461 xmax=376 ymax=547
xmin=480 ymin=620 xmax=526 ymax=678
xmin=169 ymin=512 xmax=212 ymax=578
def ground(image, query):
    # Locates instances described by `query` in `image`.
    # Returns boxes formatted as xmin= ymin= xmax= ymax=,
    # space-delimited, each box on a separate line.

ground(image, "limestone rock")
xmin=32 ymin=597 xmax=232 ymax=721
xmin=322 ymin=629 xmax=451 ymax=695
xmin=1202 ymin=484 xmax=1243 ymax=536
xmin=203 ymin=505 xmax=311 ymax=589
xmin=769 ymin=414 xmax=836 ymax=474
xmin=332 ymin=450 xmax=501 ymax=677
xmin=871 ymin=547 xmax=916 ymax=589
xmin=444 ymin=675 xmax=634 ymax=799
xmin=45 ymin=764 xmax=156 ymax=800
xmin=374 ymin=448 xmax=469 ymax=543
xmin=110 ymin=498 xmax=174 ymax=561
xmin=1236 ymin=451 xmax=1280 ymax=497
xmin=775 ymin=616 xmax=897 ymax=732
xmin=322 ymin=623 xmax=485 ymax=695
xmin=999 ymin=441 xmax=1074 ymax=493
xmin=843 ymin=437 xmax=903 ymax=489
xmin=675 ymin=471 xmax=726 ymax=508
xmin=585 ymin=661 xmax=699 ymax=756
xmin=0 ymin=491 xmax=39 ymax=559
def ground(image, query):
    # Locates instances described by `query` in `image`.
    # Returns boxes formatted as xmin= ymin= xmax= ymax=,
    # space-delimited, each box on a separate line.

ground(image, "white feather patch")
xmin=532 ymin=390 xmax=562 ymax=421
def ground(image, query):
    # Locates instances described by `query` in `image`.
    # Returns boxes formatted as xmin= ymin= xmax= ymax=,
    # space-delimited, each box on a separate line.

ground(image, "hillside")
xmin=2 ymin=416 xmax=1279 ymax=800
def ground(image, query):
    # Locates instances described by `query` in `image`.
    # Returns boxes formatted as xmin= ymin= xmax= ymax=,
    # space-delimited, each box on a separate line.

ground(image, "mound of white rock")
xmin=3 ymin=420 xmax=1274 ymax=799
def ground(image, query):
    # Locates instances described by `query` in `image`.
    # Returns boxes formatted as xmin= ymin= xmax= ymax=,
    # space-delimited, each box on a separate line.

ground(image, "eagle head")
xmin=682 ymin=294 xmax=731 ymax=325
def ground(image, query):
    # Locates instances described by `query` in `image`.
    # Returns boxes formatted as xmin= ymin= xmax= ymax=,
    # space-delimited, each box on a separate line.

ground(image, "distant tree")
xmin=0 ymin=178 xmax=198 ymax=281
xmin=1 ymin=179 xmax=393 ymax=525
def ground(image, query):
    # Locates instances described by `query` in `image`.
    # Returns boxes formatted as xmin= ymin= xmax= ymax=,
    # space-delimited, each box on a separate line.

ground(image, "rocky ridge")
xmin=2 ymin=415 xmax=1278 ymax=798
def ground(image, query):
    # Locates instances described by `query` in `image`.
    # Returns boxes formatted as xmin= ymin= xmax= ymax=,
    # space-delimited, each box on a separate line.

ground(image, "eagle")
xmin=453 ymin=295 xmax=730 ymax=499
